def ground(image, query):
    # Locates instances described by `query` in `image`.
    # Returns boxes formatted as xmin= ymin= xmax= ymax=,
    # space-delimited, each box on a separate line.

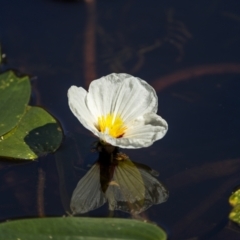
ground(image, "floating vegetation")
xmin=0 ymin=217 xmax=167 ymax=240
xmin=229 ymin=189 xmax=240 ymax=224
xmin=0 ymin=71 xmax=63 ymax=160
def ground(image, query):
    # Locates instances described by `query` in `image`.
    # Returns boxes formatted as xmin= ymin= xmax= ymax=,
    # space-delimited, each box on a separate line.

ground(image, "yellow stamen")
xmin=98 ymin=113 xmax=127 ymax=138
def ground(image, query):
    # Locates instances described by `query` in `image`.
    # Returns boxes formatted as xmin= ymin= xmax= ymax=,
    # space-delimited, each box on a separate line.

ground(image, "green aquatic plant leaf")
xmin=0 ymin=106 xmax=62 ymax=160
xmin=229 ymin=205 xmax=240 ymax=224
xmin=0 ymin=70 xmax=30 ymax=136
xmin=0 ymin=217 xmax=167 ymax=240
xmin=229 ymin=189 xmax=240 ymax=207
xmin=229 ymin=189 xmax=240 ymax=224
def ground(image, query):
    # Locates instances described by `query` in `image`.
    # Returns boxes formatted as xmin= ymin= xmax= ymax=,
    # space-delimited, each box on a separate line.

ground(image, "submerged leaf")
xmin=0 ymin=106 xmax=62 ymax=160
xmin=0 ymin=70 xmax=30 ymax=136
xmin=0 ymin=217 xmax=167 ymax=240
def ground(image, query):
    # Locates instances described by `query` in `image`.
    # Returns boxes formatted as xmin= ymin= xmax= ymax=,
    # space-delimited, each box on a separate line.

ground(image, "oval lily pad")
xmin=0 ymin=106 xmax=63 ymax=160
xmin=0 ymin=217 xmax=167 ymax=240
xmin=0 ymin=70 xmax=30 ymax=136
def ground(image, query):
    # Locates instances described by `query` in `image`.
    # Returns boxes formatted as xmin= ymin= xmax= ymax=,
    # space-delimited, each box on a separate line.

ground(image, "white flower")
xmin=68 ymin=73 xmax=168 ymax=148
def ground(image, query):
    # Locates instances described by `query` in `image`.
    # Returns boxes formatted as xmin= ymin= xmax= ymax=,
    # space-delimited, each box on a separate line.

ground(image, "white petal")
xmin=68 ymin=86 xmax=97 ymax=133
xmin=102 ymin=113 xmax=168 ymax=148
xmin=86 ymin=73 xmax=158 ymax=123
xmin=116 ymin=75 xmax=158 ymax=124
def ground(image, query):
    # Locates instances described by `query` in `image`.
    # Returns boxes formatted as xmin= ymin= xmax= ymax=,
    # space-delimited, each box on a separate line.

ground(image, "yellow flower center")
xmin=98 ymin=114 xmax=127 ymax=138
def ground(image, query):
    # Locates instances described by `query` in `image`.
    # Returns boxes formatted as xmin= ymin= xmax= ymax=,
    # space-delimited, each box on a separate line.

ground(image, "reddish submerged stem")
xmin=84 ymin=0 xmax=97 ymax=88
xmin=152 ymin=63 xmax=240 ymax=92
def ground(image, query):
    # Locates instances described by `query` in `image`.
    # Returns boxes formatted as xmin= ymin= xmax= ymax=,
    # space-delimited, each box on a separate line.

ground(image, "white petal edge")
xmin=68 ymin=86 xmax=97 ymax=133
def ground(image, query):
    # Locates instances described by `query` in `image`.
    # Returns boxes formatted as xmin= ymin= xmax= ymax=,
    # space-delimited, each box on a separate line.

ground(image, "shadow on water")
xmin=24 ymin=123 xmax=62 ymax=157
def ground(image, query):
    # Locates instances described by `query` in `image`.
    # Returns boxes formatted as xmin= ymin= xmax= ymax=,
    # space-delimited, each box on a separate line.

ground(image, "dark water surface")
xmin=1 ymin=0 xmax=240 ymax=239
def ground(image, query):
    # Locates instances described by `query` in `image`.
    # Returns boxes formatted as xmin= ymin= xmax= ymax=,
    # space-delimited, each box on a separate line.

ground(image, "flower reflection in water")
xmin=70 ymin=143 xmax=168 ymax=215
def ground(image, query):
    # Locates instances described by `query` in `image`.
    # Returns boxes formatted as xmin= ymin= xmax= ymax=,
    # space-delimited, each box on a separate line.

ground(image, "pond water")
xmin=1 ymin=0 xmax=240 ymax=239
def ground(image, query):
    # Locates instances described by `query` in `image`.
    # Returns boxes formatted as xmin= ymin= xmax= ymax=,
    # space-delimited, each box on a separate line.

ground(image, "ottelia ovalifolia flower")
xmin=68 ymin=73 xmax=168 ymax=148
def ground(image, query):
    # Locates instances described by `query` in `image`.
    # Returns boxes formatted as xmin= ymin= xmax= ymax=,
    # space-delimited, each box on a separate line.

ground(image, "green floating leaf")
xmin=0 ymin=106 xmax=62 ymax=160
xmin=229 ymin=189 xmax=240 ymax=207
xmin=0 ymin=70 xmax=30 ymax=136
xmin=229 ymin=205 xmax=240 ymax=224
xmin=0 ymin=217 xmax=167 ymax=240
